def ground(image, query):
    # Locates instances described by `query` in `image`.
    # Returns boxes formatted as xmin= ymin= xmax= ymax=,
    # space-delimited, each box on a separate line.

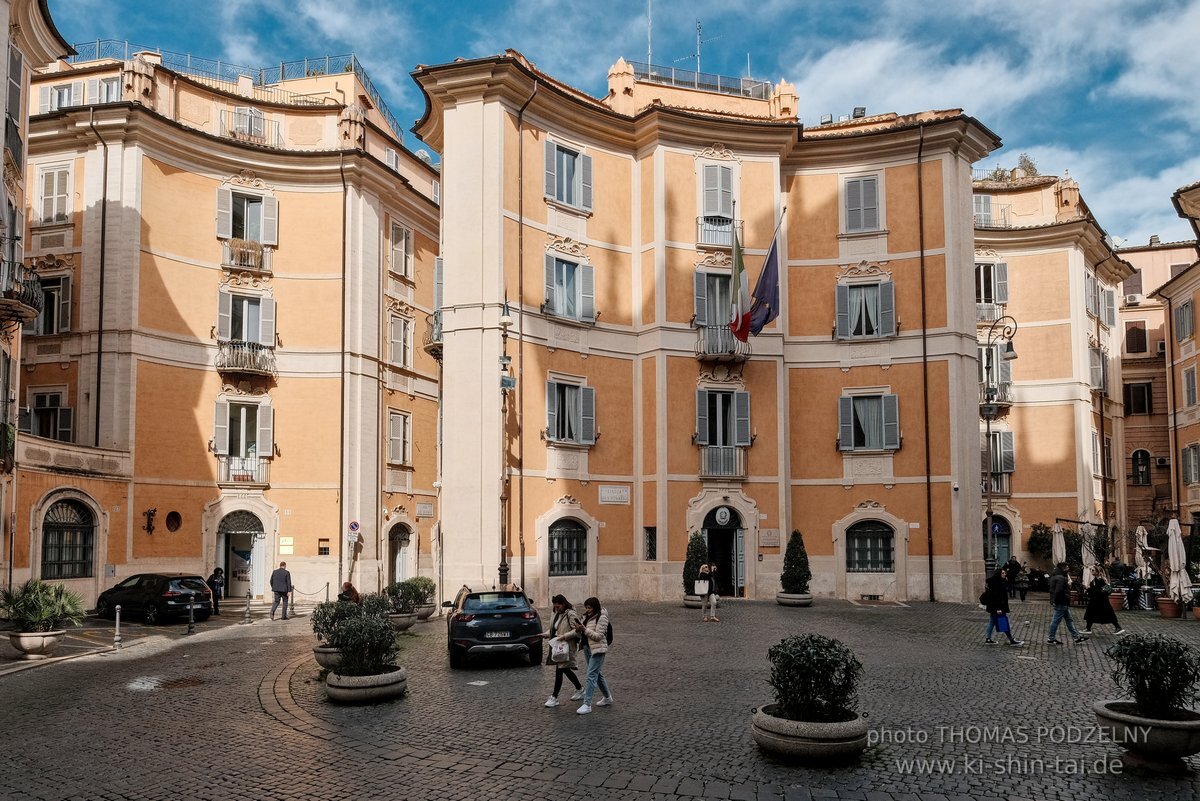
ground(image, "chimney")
xmin=1150 ymin=234 xmax=1161 ymax=246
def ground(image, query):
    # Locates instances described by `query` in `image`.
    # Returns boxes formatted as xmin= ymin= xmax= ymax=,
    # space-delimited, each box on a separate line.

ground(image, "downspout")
xmin=516 ymin=80 xmax=538 ymax=593
xmin=917 ymin=123 xmax=935 ymax=602
xmin=338 ymin=152 xmax=348 ymax=584
xmin=88 ymin=109 xmax=109 ymax=447
xmin=1167 ymin=298 xmax=1180 ymax=512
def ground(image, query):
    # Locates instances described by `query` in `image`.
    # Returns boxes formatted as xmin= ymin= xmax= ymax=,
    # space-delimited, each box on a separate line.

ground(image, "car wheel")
xmin=527 ymin=641 xmax=543 ymax=666
xmin=95 ymin=598 xmax=113 ymax=619
xmin=448 ymin=645 xmax=465 ymax=669
xmin=143 ymin=603 xmax=160 ymax=625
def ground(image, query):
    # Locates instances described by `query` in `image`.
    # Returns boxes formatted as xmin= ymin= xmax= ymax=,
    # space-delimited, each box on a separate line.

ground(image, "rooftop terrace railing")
xmin=628 ymin=60 xmax=771 ymax=100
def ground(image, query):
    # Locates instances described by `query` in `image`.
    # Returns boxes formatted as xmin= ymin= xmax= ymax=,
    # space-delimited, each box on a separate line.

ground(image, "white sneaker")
xmin=596 ymin=696 xmax=613 ymax=707
xmin=576 ymin=704 xmax=592 ymax=715
xmin=544 ymin=696 xmax=559 ymax=707
xmin=570 ymin=690 xmax=585 ymax=701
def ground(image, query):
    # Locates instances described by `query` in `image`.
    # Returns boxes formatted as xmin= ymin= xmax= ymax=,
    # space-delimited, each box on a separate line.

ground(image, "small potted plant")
xmin=1094 ymin=634 xmax=1200 ymax=772
xmin=752 ymin=633 xmax=869 ymax=762
xmin=324 ymin=608 xmax=407 ymax=704
xmin=777 ymin=530 xmax=813 ymax=607
xmin=0 ymin=578 xmax=85 ymax=659
xmin=682 ymin=531 xmax=708 ymax=609
xmin=408 ymin=576 xmax=437 ymax=620
xmin=384 ymin=582 xmax=421 ymax=631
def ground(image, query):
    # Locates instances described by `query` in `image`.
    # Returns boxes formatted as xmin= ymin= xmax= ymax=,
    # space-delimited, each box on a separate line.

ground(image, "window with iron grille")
xmin=1131 ymin=450 xmax=1151 ymax=486
xmin=41 ymin=499 xmax=94 ymax=579
xmin=549 ymin=519 xmax=587 ymax=576
xmin=644 ymin=527 xmax=657 ymax=561
xmin=846 ymin=520 xmax=894 ymax=573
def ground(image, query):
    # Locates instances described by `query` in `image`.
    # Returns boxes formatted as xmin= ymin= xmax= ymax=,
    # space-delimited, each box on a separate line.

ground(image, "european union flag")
xmin=748 ymin=236 xmax=780 ymax=336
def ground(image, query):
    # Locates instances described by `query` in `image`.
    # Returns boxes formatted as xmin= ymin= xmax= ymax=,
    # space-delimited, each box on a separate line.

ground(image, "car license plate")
xmin=485 ymin=631 xmax=510 ymax=639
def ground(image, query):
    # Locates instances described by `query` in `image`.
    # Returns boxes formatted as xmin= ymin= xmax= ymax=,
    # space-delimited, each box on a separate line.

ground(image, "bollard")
xmin=186 ymin=591 xmax=196 ymax=635
xmin=114 ymin=604 xmax=122 ymax=650
xmin=240 ymin=589 xmax=253 ymax=625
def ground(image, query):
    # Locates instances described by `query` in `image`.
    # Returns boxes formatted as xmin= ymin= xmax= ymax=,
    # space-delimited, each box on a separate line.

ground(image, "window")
xmin=213 ymin=400 xmax=273 ymax=463
xmin=387 ymin=410 xmax=409 ymax=465
xmin=543 ymin=141 xmax=593 ymax=212
xmin=1092 ymin=431 xmax=1101 ymax=477
xmin=838 ymin=394 xmax=900 ymax=451
xmin=1125 ymin=321 xmax=1147 ymax=354
xmin=30 ymin=276 xmax=70 ymax=335
xmin=29 ymin=391 xmax=72 ymax=442
xmin=693 ymin=271 xmax=731 ymax=327
xmin=695 ymin=389 xmax=751 ymax=448
xmin=39 ymin=81 xmax=81 ymax=112
xmin=1085 ymin=273 xmax=1099 ymax=318
xmin=232 ymin=106 xmax=264 ymax=139
xmin=1102 ymin=289 xmax=1116 ymax=327
xmin=844 ymin=176 xmax=879 ymax=233
xmin=1131 ymin=450 xmax=1150 ymax=486
xmin=543 ymin=254 xmax=595 ymax=322
xmin=1184 ymin=445 xmax=1200 ymax=485
xmin=975 ymin=262 xmax=1009 ymax=305
xmin=217 ymin=291 xmax=275 ymax=346
xmin=1187 ymin=367 xmax=1197 ymax=408
xmin=39 ymin=165 xmax=70 ymax=223
xmin=318 ymin=538 xmax=331 ymax=556
xmin=1104 ymin=436 xmax=1113 ymax=478
xmin=846 ymin=520 xmax=894 ymax=572
xmin=1089 ymin=348 xmax=1108 ymax=394
xmin=549 ymin=519 xmax=587 ymax=576
xmin=40 ymin=499 xmax=94 ymax=579
xmin=699 ymin=164 xmax=734 ymax=245
xmin=388 ymin=315 xmax=411 ymax=367
xmin=644 ymin=527 xmax=657 ymax=561
xmin=1176 ymin=301 xmax=1195 ymax=342
xmin=546 ymin=380 xmax=596 ymax=445
xmin=1125 ymin=269 xmax=1143 ymax=296
xmin=983 ymin=430 xmax=1015 ymax=474
xmin=390 ymin=223 xmax=413 ymax=277
xmin=7 ymin=45 xmax=23 ymax=125
xmin=384 ymin=147 xmax=398 ymax=170
xmin=432 ymin=180 xmax=440 ymax=206
xmin=835 ymin=282 xmax=896 ymax=338
xmin=1124 ymin=382 xmax=1152 ymax=415
xmin=978 ymin=344 xmax=1012 ymax=390
xmin=0 ymin=351 xmax=11 ymax=428
xmin=216 ymin=187 xmax=279 ymax=246
xmin=973 ymin=194 xmax=992 ymax=226
xmin=96 ymin=77 xmax=120 ymax=103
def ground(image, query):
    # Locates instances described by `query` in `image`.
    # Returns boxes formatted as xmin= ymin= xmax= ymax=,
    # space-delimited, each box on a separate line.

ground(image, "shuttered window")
xmin=389 ymin=316 xmax=411 ymax=367
xmin=214 ymin=401 xmax=272 ymax=460
xmin=31 ymin=276 xmax=70 ymax=335
xmin=1125 ymin=320 xmax=1147 ymax=354
xmin=545 ymin=381 xmax=596 ymax=445
xmin=387 ymin=411 xmax=409 ymax=464
xmin=702 ymin=164 xmax=733 ymax=219
xmin=1186 ymin=368 xmax=1197 ymax=407
xmin=975 ymin=262 xmax=1008 ymax=305
xmin=835 ymin=281 xmax=896 ymax=338
xmin=390 ymin=223 xmax=413 ymax=277
xmin=39 ymin=166 xmax=70 ymax=223
xmin=217 ymin=188 xmax=278 ymax=245
xmin=845 ymin=177 xmax=879 ymax=233
xmin=838 ymin=394 xmax=900 ymax=451
xmin=1176 ymin=301 xmax=1194 ymax=342
xmin=543 ymin=254 xmax=595 ymax=322
xmin=543 ymin=141 xmax=593 ymax=212
xmin=1124 ymin=382 xmax=1152 ymax=415
xmin=1089 ymin=348 xmax=1108 ymax=394
xmin=985 ymin=430 xmax=1016 ymax=474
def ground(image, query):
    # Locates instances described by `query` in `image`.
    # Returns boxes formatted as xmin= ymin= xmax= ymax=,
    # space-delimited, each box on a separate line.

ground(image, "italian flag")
xmin=729 ymin=228 xmax=751 ymax=342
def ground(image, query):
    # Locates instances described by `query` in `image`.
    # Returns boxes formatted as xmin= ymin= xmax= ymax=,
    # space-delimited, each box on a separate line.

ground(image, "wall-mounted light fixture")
xmin=142 ymin=507 xmax=157 ymax=535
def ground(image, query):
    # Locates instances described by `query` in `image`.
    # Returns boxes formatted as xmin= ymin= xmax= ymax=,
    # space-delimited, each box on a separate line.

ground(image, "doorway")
xmin=388 ymin=523 xmax=412 ymax=585
xmin=702 ymin=505 xmax=744 ymax=597
xmin=219 ymin=510 xmax=265 ymax=599
xmin=982 ymin=515 xmax=1012 ymax=567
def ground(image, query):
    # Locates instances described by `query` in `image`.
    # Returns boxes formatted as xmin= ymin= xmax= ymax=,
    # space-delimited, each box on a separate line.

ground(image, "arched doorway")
xmin=702 ymin=505 xmax=744 ymax=597
xmin=219 ymin=510 xmax=265 ymax=599
xmin=982 ymin=515 xmax=1013 ymax=566
xmin=41 ymin=499 xmax=95 ymax=579
xmin=388 ymin=523 xmax=412 ymax=585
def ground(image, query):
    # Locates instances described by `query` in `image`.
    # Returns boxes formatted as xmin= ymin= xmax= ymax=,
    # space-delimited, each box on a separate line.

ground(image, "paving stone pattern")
xmin=1 ymin=596 xmax=1199 ymax=800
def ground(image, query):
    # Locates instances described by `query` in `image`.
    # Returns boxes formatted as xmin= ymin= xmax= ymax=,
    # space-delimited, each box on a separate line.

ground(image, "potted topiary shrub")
xmin=408 ymin=576 xmax=437 ymax=620
xmin=310 ymin=599 xmax=360 ymax=669
xmin=682 ymin=532 xmax=708 ymax=609
xmin=1093 ymin=633 xmax=1200 ymax=773
xmin=777 ymin=530 xmax=813 ymax=607
xmin=0 ymin=578 xmax=85 ymax=659
xmin=384 ymin=582 xmax=421 ymax=631
xmin=752 ymin=633 xmax=869 ymax=762
xmin=324 ymin=609 xmax=407 ymax=704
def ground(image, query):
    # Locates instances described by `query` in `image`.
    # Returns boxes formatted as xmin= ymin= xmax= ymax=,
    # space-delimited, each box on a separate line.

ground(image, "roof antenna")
xmin=647 ymin=0 xmax=652 ymax=64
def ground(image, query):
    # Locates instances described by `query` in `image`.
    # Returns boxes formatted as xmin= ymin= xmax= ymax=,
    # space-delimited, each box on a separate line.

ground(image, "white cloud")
xmin=1106 ymin=2 xmax=1200 ymax=130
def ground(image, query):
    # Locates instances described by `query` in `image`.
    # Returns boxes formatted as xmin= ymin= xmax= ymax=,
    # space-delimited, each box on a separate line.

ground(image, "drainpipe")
xmin=88 ymin=109 xmax=109 ymax=447
xmin=515 ymin=80 xmax=538 ymax=593
xmin=338 ymin=152 xmax=348 ymax=585
xmin=917 ymin=123 xmax=935 ymax=602
xmin=1166 ymin=298 xmax=1180 ymax=512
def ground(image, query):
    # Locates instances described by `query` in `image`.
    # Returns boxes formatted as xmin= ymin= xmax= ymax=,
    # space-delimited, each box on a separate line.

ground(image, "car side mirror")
xmin=441 ymin=600 xmax=452 ymax=608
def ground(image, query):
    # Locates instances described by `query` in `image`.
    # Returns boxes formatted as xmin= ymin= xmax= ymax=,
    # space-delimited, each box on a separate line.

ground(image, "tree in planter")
xmin=768 ymin=634 xmax=862 ymax=723
xmin=385 ymin=582 xmax=424 ymax=614
xmin=407 ymin=576 xmax=437 ymax=606
xmin=310 ymin=600 xmax=361 ymax=643
xmin=329 ymin=614 xmax=399 ymax=677
xmin=0 ymin=579 xmax=85 ymax=632
xmin=781 ymin=530 xmax=812 ymax=594
xmin=683 ymin=532 xmax=708 ymax=595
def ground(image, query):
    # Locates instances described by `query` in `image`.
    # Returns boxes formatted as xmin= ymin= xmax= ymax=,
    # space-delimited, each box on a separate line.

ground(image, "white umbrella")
xmin=1167 ymin=519 xmax=1192 ymax=604
xmin=1081 ymin=523 xmax=1096 ymax=587
xmin=1052 ymin=523 xmax=1066 ymax=567
xmin=1134 ymin=525 xmax=1152 ymax=580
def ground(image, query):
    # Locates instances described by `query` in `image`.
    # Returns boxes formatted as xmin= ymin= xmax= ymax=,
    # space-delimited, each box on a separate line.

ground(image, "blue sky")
xmin=49 ymin=0 xmax=1200 ymax=246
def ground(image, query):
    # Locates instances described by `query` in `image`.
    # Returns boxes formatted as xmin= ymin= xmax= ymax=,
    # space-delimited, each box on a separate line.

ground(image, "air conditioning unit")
xmin=1157 ymin=341 xmax=1168 ymax=355
xmin=1125 ymin=293 xmax=1143 ymax=306
xmin=1157 ymin=457 xmax=1170 ymax=468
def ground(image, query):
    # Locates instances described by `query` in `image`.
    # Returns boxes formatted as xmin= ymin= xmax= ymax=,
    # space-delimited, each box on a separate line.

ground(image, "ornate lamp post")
xmin=982 ymin=315 xmax=1018 ymax=574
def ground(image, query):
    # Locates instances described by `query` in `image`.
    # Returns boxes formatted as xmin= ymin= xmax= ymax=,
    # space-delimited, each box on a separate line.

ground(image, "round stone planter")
xmin=313 ymin=645 xmax=342 ymax=670
xmin=326 ymin=666 xmax=408 ymax=704
xmin=1108 ymin=592 xmax=1126 ymax=613
xmin=415 ymin=603 xmax=436 ymax=621
xmin=7 ymin=630 xmax=65 ymax=660
xmin=1157 ymin=597 xmax=1183 ymax=619
xmin=388 ymin=612 xmax=417 ymax=632
xmin=751 ymin=704 xmax=869 ymax=763
xmin=1094 ymin=700 xmax=1200 ymax=774
xmin=776 ymin=592 xmax=814 ymax=607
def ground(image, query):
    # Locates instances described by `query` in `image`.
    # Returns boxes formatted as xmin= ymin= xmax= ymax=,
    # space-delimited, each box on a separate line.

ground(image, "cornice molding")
xmin=837 ymin=260 xmax=892 ymax=281
xmin=546 ymin=235 xmax=588 ymax=258
xmin=694 ymin=143 xmax=740 ymax=162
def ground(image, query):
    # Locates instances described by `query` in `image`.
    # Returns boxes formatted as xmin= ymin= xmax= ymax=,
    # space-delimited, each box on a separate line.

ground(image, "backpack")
xmin=605 ymin=619 xmax=614 ymax=645
xmin=979 ymin=591 xmax=988 ymax=606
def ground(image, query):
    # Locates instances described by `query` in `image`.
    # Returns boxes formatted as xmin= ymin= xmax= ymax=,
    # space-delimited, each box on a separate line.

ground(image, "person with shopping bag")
xmin=697 ymin=563 xmax=719 ymax=622
xmin=539 ymin=594 xmax=583 ymax=707
xmin=983 ymin=566 xmax=1023 ymax=646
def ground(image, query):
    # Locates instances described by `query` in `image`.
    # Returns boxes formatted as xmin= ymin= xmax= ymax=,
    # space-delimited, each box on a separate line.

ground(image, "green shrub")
xmin=1027 ymin=523 xmax=1053 ymax=561
xmin=310 ymin=600 xmax=360 ymax=642
xmin=0 ymin=579 xmax=85 ymax=632
xmin=362 ymin=591 xmax=392 ymax=618
xmin=385 ymin=581 xmax=423 ymax=614
xmin=780 ymin=530 xmax=812 ymax=594
xmin=767 ymin=634 xmax=862 ymax=723
xmin=407 ymin=576 xmax=437 ymax=605
xmin=1106 ymin=634 xmax=1200 ymax=719
xmin=682 ymin=532 xmax=707 ymax=594
xmin=328 ymin=614 xmax=398 ymax=676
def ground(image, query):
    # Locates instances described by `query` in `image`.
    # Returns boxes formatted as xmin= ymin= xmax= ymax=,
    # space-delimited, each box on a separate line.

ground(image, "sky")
xmin=48 ymin=0 xmax=1200 ymax=246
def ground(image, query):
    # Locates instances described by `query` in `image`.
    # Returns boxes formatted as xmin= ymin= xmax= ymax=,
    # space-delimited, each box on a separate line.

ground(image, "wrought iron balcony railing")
xmin=699 ymin=445 xmax=746 ymax=479
xmin=973 ymin=204 xmax=1013 ymax=229
xmin=216 ymin=340 xmax=277 ymax=377
xmin=217 ymin=455 xmax=270 ymax=485
xmin=694 ymin=324 xmax=750 ymax=362
xmin=422 ymin=311 xmax=442 ymax=359
xmin=979 ymin=381 xmax=1014 ymax=405
xmin=982 ymin=471 xmax=1011 ymax=496
xmin=976 ymin=303 xmax=1007 ymax=323
xmin=222 ymin=238 xmax=271 ymax=273
xmin=695 ymin=216 xmax=744 ymax=248
xmin=4 ymin=116 xmax=23 ymax=167
xmin=0 ymin=261 xmax=44 ymax=323
xmin=219 ymin=109 xmax=284 ymax=148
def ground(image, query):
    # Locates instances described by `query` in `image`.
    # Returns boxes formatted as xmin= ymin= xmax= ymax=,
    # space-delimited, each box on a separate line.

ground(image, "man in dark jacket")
xmin=1005 ymin=557 xmax=1022 ymax=598
xmin=269 ymin=561 xmax=293 ymax=620
xmin=1047 ymin=563 xmax=1086 ymax=645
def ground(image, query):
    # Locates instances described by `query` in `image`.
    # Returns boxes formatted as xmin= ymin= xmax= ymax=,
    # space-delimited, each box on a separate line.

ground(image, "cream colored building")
xmin=8 ymin=41 xmax=440 ymax=607
xmin=414 ymin=53 xmax=999 ymax=604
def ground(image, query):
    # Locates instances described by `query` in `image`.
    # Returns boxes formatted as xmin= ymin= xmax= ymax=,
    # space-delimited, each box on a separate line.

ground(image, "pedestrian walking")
xmin=1014 ymin=563 xmax=1030 ymax=602
xmin=206 ymin=568 xmax=224 ymax=615
xmin=540 ymin=594 xmax=583 ymax=707
xmin=567 ymin=596 xmax=613 ymax=715
xmin=338 ymin=581 xmax=362 ymax=605
xmin=698 ymin=563 xmax=720 ymax=622
xmin=1047 ymin=563 xmax=1086 ymax=645
xmin=983 ymin=567 xmax=1023 ymax=646
xmin=270 ymin=561 xmax=293 ymax=620
xmin=1005 ymin=556 xmax=1021 ymax=598
xmin=1084 ymin=576 xmax=1126 ymax=635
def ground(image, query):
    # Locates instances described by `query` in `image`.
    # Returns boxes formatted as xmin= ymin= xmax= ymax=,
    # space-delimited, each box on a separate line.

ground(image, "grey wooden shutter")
xmin=38 ymin=86 xmax=49 ymax=113
xmin=434 ymin=257 xmax=443 ymax=311
xmin=980 ymin=431 xmax=990 ymax=472
xmin=56 ymin=406 xmax=72 ymax=441
xmin=580 ymin=264 xmax=595 ymax=322
xmin=1104 ymin=290 xmax=1116 ymax=326
xmin=261 ymin=196 xmax=278 ymax=246
xmin=389 ymin=317 xmax=403 ymax=364
xmin=87 ymin=78 xmax=99 ymax=104
xmin=58 ymin=276 xmax=71 ymax=332
xmin=580 ymin=154 xmax=593 ymax=212
xmin=259 ymin=296 xmax=276 ymax=346
xmin=1085 ymin=274 xmax=1097 ymax=316
xmin=734 ymin=391 xmax=751 ymax=446
xmin=17 ymin=406 xmax=30 ymax=433
xmin=693 ymin=273 xmax=708 ymax=326
xmin=1000 ymin=431 xmax=1015 ymax=473
xmin=216 ymin=187 xmax=233 ymax=239
xmin=388 ymin=413 xmax=404 ymax=462
xmin=70 ymin=81 xmax=83 ymax=106
xmin=994 ymin=263 xmax=1008 ymax=304
xmin=703 ymin=165 xmax=719 ymax=217
xmin=580 ymin=386 xmax=596 ymax=445
xmin=544 ymin=140 xmax=556 ymax=198
xmin=882 ymin=393 xmax=900 ymax=450
xmin=719 ymin=165 xmax=732 ymax=218
xmin=862 ymin=177 xmax=879 ymax=231
xmin=213 ymin=401 xmax=229 ymax=454
xmin=217 ymin=290 xmax=232 ymax=340
xmin=1090 ymin=348 xmax=1104 ymax=390
xmin=543 ymin=254 xmax=556 ymax=315
xmin=973 ymin=194 xmax=991 ymax=223
xmin=257 ymin=404 xmax=274 ymax=457
xmin=695 ymin=389 xmax=709 ymax=445
xmin=545 ymin=381 xmax=558 ymax=440
xmin=835 ymin=284 xmax=850 ymax=338
xmin=998 ymin=355 xmax=1012 ymax=386
xmin=879 ymin=281 xmax=896 ymax=336
xmin=838 ymin=396 xmax=854 ymax=450
xmin=845 ymin=179 xmax=862 ymax=232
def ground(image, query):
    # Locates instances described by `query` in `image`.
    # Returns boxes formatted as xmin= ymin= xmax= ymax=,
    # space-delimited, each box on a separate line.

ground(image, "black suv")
xmin=95 ymin=573 xmax=213 ymax=624
xmin=443 ymin=588 xmax=542 ymax=668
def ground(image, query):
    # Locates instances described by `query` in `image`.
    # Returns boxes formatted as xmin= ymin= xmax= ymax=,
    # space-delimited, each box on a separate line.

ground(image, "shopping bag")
xmin=996 ymin=614 xmax=1010 ymax=634
xmin=550 ymin=637 xmax=570 ymax=663
xmin=694 ymin=579 xmax=710 ymax=596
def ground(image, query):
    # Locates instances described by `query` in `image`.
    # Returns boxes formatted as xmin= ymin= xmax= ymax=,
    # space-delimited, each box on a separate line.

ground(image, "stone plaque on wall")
xmin=416 ymin=502 xmax=434 ymax=518
xmin=598 ymin=485 xmax=630 ymax=505
xmin=759 ymin=528 xmax=780 ymax=547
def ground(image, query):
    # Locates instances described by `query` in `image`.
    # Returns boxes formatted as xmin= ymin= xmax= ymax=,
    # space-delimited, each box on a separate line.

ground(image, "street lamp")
xmin=982 ymin=315 xmax=1018 ymax=574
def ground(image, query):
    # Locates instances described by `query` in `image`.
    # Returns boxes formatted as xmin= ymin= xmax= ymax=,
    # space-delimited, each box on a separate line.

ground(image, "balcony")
xmin=696 ymin=216 xmax=743 ymax=248
xmin=0 ymin=261 xmax=44 ymax=323
xmin=422 ymin=311 xmax=442 ymax=360
xmin=983 ymin=472 xmax=1011 ymax=496
xmin=629 ymin=60 xmax=771 ymax=100
xmin=973 ymin=204 xmax=1013 ymax=229
xmin=699 ymin=445 xmax=747 ymax=479
xmin=216 ymin=340 xmax=277 ymax=377
xmin=4 ymin=116 xmax=23 ymax=170
xmin=219 ymin=110 xmax=284 ymax=148
xmin=979 ymin=381 xmax=1014 ymax=406
xmin=217 ymin=455 xmax=270 ymax=486
xmin=976 ymin=303 xmax=1007 ymax=323
xmin=694 ymin=324 xmax=750 ymax=362
xmin=222 ymin=238 xmax=272 ymax=273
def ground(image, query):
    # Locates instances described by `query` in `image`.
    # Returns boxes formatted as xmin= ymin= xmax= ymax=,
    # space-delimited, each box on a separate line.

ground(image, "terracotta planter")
xmin=1192 ymin=606 xmax=1200 ymax=621
xmin=387 ymin=612 xmax=417 ymax=631
xmin=415 ymin=603 xmax=436 ymax=621
xmin=1108 ymin=592 xmax=1125 ymax=613
xmin=313 ymin=645 xmax=342 ymax=670
xmin=7 ymin=630 xmax=65 ymax=660
xmin=325 ymin=666 xmax=408 ymax=704
xmin=776 ymin=592 xmax=814 ymax=607
xmin=1157 ymin=597 xmax=1183 ymax=619
xmin=752 ymin=703 xmax=869 ymax=762
xmin=1094 ymin=700 xmax=1200 ymax=774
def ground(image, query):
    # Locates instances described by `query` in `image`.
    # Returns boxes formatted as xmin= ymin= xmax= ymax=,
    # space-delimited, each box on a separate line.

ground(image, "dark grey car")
xmin=443 ymin=589 xmax=542 ymax=668
xmin=95 ymin=573 xmax=213 ymax=624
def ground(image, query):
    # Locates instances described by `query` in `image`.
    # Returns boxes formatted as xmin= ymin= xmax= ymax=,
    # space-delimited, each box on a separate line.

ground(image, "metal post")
xmin=113 ymin=605 xmax=122 ymax=650
xmin=985 ymin=409 xmax=994 ymax=573
xmin=186 ymin=591 xmax=195 ymax=635
xmin=240 ymin=589 xmax=252 ymax=625
xmin=982 ymin=315 xmax=1018 ymax=575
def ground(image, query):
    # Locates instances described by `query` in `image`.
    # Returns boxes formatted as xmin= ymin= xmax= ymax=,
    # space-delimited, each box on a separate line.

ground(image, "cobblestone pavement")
xmin=1 ymin=595 xmax=1199 ymax=800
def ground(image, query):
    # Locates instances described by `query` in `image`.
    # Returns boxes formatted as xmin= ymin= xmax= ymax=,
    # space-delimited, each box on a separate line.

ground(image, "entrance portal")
xmin=982 ymin=515 xmax=1013 ymax=567
xmin=702 ymin=505 xmax=744 ymax=597
xmin=219 ymin=510 xmax=265 ymax=599
xmin=388 ymin=523 xmax=412 ymax=585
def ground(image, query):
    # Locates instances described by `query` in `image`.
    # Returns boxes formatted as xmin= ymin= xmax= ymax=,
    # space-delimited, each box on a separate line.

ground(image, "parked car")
xmin=95 ymin=573 xmax=213 ymax=624
xmin=443 ymin=587 xmax=542 ymax=668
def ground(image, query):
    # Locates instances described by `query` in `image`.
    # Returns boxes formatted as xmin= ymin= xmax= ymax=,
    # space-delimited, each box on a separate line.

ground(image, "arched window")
xmin=549 ymin=519 xmax=587 ymax=576
xmin=846 ymin=520 xmax=894 ymax=573
xmin=41 ymin=499 xmax=95 ymax=579
xmin=1131 ymin=450 xmax=1151 ymax=486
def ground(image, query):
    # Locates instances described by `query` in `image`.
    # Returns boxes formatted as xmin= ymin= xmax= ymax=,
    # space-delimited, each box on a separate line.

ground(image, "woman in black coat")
xmin=1083 ymin=576 xmax=1125 ymax=634
xmin=984 ymin=567 xmax=1023 ymax=646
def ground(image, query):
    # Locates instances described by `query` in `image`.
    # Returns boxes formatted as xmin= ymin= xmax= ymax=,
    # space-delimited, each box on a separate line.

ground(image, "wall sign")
xmin=759 ymin=528 xmax=780 ymax=547
xmin=417 ymin=502 xmax=435 ymax=518
xmin=598 ymin=485 xmax=630 ymax=505
xmin=715 ymin=506 xmax=731 ymax=526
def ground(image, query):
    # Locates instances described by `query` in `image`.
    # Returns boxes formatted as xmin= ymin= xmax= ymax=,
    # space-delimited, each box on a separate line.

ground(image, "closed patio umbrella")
xmin=1081 ymin=523 xmax=1096 ymax=587
xmin=1052 ymin=523 xmax=1066 ymax=567
xmin=1167 ymin=518 xmax=1192 ymax=604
